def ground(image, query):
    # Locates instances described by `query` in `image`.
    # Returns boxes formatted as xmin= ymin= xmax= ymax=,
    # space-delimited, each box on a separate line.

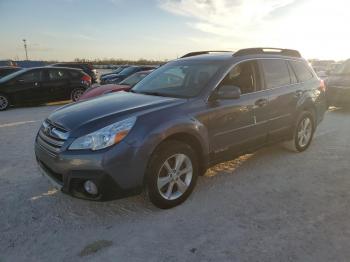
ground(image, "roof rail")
xmin=234 ymin=48 xmax=301 ymax=58
xmin=181 ymin=50 xmax=233 ymax=58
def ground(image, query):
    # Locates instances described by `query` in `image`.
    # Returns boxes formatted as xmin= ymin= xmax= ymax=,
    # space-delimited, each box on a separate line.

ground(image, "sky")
xmin=0 ymin=0 xmax=349 ymax=61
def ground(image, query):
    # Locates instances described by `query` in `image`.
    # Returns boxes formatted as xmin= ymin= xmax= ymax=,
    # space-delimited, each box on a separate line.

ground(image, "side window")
xmin=18 ymin=70 xmax=42 ymax=83
xmin=48 ymin=69 xmax=69 ymax=81
xmin=69 ymin=70 xmax=81 ymax=78
xmin=219 ymin=61 xmax=258 ymax=94
xmin=290 ymin=61 xmax=314 ymax=82
xmin=261 ymin=60 xmax=291 ymax=89
xmin=287 ymin=62 xmax=298 ymax=84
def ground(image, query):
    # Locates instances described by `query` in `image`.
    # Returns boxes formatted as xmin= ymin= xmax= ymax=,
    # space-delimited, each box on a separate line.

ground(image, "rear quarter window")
xmin=261 ymin=59 xmax=291 ymax=89
xmin=290 ymin=61 xmax=314 ymax=82
xmin=69 ymin=70 xmax=82 ymax=78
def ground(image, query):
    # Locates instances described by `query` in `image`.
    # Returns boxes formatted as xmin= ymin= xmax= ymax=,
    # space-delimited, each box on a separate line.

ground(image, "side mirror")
xmin=212 ymin=85 xmax=241 ymax=100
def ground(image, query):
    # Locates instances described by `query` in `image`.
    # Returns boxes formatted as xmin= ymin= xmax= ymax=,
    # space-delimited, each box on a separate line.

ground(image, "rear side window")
xmin=69 ymin=70 xmax=81 ymax=78
xmin=261 ymin=60 xmax=291 ymax=89
xmin=290 ymin=61 xmax=314 ymax=82
xmin=48 ymin=69 xmax=69 ymax=80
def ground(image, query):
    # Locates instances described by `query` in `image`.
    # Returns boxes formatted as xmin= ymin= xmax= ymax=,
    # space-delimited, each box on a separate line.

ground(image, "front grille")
xmin=37 ymin=120 xmax=69 ymax=156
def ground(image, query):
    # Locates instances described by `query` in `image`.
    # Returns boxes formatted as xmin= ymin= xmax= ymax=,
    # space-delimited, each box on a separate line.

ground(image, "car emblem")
xmin=43 ymin=125 xmax=52 ymax=136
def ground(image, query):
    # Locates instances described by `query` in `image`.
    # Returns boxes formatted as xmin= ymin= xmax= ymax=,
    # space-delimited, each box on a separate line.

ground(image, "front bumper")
xmin=35 ymin=139 xmax=145 ymax=201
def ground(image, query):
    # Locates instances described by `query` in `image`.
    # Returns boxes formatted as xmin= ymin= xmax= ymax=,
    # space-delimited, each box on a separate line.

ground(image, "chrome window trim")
xmin=206 ymin=57 xmax=313 ymax=102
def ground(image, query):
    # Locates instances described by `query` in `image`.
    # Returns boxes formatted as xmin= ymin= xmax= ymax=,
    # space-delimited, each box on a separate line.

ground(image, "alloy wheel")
xmin=71 ymin=89 xmax=84 ymax=101
xmin=157 ymin=153 xmax=193 ymax=200
xmin=297 ymin=117 xmax=312 ymax=147
xmin=0 ymin=95 xmax=9 ymax=110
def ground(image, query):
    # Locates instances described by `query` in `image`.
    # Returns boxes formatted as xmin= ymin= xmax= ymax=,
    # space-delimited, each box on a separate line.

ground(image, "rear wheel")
xmin=71 ymin=88 xmax=85 ymax=102
xmin=0 ymin=94 xmax=10 ymax=111
xmin=283 ymin=111 xmax=315 ymax=152
xmin=146 ymin=140 xmax=199 ymax=209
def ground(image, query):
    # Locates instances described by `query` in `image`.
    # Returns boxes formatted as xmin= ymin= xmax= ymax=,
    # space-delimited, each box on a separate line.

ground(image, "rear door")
xmin=259 ymin=59 xmax=299 ymax=142
xmin=42 ymin=68 xmax=71 ymax=101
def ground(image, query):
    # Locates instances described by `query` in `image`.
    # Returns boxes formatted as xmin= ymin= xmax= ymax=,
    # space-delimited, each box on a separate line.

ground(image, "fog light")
xmin=84 ymin=180 xmax=98 ymax=195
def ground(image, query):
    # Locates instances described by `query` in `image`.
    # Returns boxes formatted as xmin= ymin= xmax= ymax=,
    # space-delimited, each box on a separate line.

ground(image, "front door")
xmin=208 ymin=60 xmax=269 ymax=159
xmin=11 ymin=69 xmax=46 ymax=103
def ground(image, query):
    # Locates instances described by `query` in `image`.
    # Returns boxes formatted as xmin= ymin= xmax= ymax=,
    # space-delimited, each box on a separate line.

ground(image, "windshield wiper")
xmin=136 ymin=91 xmax=168 ymax=97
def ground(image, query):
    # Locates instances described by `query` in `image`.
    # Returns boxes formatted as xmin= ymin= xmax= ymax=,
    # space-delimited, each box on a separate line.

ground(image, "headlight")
xmin=69 ymin=117 xmax=137 ymax=151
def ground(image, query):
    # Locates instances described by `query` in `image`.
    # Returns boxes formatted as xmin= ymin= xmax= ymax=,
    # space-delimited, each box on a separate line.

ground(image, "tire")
xmin=71 ymin=88 xmax=85 ymax=102
xmin=283 ymin=111 xmax=315 ymax=152
xmin=146 ymin=140 xmax=199 ymax=209
xmin=0 ymin=93 xmax=10 ymax=111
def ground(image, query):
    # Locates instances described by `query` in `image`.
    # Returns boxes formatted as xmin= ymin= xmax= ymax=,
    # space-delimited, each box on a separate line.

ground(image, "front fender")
xmin=129 ymin=114 xmax=209 ymax=154
xmin=124 ymin=114 xmax=209 ymax=176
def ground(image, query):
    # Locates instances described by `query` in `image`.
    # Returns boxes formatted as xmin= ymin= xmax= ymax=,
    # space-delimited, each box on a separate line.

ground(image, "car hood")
xmin=48 ymin=91 xmax=185 ymax=136
xmin=78 ymin=84 xmax=131 ymax=101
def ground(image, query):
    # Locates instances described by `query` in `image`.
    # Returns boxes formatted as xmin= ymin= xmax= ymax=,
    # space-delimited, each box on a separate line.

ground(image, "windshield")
xmin=118 ymin=67 xmax=138 ymax=76
xmin=0 ymin=68 xmax=26 ymax=83
xmin=120 ymin=72 xmax=150 ymax=86
xmin=132 ymin=63 xmax=221 ymax=98
xmin=112 ymin=67 xmax=127 ymax=74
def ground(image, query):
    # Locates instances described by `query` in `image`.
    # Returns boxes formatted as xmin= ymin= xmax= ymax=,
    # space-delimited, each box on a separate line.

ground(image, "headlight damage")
xmin=69 ymin=116 xmax=137 ymax=151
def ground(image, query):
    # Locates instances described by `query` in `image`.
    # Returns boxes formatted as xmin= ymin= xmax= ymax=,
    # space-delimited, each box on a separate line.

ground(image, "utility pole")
xmin=22 ymin=39 xmax=28 ymax=60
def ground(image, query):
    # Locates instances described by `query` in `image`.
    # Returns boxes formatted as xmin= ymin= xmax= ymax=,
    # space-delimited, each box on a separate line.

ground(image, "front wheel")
xmin=71 ymin=88 xmax=85 ymax=102
xmin=283 ymin=111 xmax=315 ymax=152
xmin=0 ymin=94 xmax=10 ymax=111
xmin=146 ymin=140 xmax=199 ymax=209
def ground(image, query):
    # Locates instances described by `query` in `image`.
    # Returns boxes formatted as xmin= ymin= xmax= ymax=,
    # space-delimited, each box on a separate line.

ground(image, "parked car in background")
xmin=0 ymin=67 xmax=22 ymax=78
xmin=100 ymin=65 xmax=156 ymax=84
xmin=99 ymin=65 xmax=130 ymax=79
xmin=35 ymin=48 xmax=327 ymax=209
xmin=326 ymin=59 xmax=350 ymax=106
xmin=0 ymin=60 xmax=17 ymax=67
xmin=79 ymin=70 xmax=153 ymax=101
xmin=51 ymin=62 xmax=97 ymax=83
xmin=316 ymin=70 xmax=328 ymax=80
xmin=0 ymin=67 xmax=91 ymax=110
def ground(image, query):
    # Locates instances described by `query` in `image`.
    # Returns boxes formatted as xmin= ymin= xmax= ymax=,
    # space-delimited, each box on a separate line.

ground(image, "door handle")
xmin=254 ymin=98 xmax=268 ymax=107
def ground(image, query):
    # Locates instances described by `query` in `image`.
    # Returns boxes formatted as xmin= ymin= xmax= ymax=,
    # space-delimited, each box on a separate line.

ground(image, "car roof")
xmin=178 ymin=48 xmax=305 ymax=63
xmin=52 ymin=62 xmax=91 ymax=65
xmin=45 ymin=66 xmax=83 ymax=71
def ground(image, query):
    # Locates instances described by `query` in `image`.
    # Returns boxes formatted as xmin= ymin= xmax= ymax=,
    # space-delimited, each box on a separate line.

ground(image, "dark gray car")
xmin=326 ymin=59 xmax=350 ymax=106
xmin=35 ymin=48 xmax=327 ymax=209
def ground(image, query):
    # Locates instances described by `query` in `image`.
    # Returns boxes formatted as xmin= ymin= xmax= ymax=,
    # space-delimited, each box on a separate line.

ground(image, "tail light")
xmin=82 ymin=74 xmax=91 ymax=86
xmin=319 ymin=79 xmax=326 ymax=92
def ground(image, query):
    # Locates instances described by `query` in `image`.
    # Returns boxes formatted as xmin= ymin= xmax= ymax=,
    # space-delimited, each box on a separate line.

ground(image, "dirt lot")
xmin=1 ymin=105 xmax=350 ymax=262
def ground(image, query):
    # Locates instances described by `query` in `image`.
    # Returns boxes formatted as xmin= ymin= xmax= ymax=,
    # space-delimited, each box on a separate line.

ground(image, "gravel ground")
xmin=1 ymin=105 xmax=350 ymax=262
